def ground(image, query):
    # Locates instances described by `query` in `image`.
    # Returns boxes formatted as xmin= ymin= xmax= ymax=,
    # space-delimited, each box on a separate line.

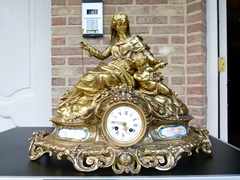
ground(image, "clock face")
xmin=102 ymin=102 xmax=146 ymax=147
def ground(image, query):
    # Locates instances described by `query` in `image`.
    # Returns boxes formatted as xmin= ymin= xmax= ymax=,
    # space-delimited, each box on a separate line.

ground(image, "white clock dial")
xmin=107 ymin=106 xmax=142 ymax=141
xmin=102 ymin=102 xmax=146 ymax=147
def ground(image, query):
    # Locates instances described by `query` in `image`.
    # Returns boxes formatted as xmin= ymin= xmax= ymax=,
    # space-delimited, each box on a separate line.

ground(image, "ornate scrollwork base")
xmin=28 ymin=126 xmax=212 ymax=174
xmin=28 ymin=85 xmax=212 ymax=174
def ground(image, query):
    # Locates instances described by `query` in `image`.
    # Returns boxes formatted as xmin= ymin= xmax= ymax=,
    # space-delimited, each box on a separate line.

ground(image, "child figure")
xmin=132 ymin=52 xmax=177 ymax=97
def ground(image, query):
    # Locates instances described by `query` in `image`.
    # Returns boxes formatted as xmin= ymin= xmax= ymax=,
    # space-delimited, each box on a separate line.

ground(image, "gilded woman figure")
xmin=57 ymin=12 xmax=188 ymax=120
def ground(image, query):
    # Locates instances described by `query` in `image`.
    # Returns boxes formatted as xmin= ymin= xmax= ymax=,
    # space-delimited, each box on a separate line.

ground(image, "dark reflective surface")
xmin=0 ymin=127 xmax=240 ymax=178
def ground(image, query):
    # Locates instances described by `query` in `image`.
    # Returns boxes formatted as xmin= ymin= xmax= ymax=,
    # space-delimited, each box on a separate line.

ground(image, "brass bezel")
xmin=102 ymin=101 xmax=147 ymax=147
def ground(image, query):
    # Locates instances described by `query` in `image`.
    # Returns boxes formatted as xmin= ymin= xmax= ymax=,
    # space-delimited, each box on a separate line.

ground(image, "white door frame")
xmin=218 ymin=0 xmax=228 ymax=142
xmin=206 ymin=0 xmax=228 ymax=142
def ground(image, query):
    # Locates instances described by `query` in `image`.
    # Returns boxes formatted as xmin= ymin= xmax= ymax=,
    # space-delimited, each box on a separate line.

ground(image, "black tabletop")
xmin=0 ymin=127 xmax=240 ymax=179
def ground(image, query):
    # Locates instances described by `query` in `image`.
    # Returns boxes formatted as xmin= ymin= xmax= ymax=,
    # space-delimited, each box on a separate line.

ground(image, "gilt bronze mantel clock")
xmin=28 ymin=12 xmax=212 ymax=174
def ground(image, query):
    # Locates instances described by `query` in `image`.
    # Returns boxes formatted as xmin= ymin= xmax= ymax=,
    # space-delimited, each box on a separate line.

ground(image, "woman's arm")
xmin=136 ymin=36 xmax=168 ymax=68
xmin=143 ymin=50 xmax=168 ymax=68
xmin=80 ymin=41 xmax=112 ymax=60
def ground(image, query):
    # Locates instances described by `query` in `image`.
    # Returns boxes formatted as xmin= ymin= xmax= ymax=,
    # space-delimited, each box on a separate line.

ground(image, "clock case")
xmin=28 ymin=84 xmax=212 ymax=174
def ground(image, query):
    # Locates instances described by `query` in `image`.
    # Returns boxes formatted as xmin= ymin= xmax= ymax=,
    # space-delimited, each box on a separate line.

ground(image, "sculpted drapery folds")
xmin=57 ymin=12 xmax=189 ymax=120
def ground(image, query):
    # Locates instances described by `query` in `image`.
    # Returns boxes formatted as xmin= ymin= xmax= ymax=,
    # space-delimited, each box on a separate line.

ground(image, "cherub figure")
xmin=132 ymin=52 xmax=177 ymax=97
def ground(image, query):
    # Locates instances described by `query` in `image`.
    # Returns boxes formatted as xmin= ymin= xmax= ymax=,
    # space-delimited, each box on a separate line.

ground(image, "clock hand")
xmin=112 ymin=121 xmax=128 ymax=127
xmin=112 ymin=121 xmax=124 ymax=125
xmin=112 ymin=121 xmax=130 ymax=133
xmin=122 ymin=122 xmax=129 ymax=134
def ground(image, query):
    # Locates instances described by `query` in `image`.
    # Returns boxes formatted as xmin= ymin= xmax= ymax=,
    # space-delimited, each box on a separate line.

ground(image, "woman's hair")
xmin=110 ymin=12 xmax=130 ymax=44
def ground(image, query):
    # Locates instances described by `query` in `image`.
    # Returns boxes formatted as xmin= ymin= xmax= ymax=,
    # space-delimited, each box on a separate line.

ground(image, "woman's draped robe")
xmin=57 ymin=35 xmax=189 ymax=119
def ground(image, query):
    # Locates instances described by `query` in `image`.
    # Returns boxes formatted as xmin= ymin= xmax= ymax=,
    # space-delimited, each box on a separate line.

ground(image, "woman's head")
xmin=110 ymin=12 xmax=130 ymax=43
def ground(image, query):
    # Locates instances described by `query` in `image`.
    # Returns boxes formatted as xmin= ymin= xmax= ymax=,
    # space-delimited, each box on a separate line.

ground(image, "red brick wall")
xmin=51 ymin=0 xmax=207 ymax=126
xmin=186 ymin=0 xmax=206 ymax=126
